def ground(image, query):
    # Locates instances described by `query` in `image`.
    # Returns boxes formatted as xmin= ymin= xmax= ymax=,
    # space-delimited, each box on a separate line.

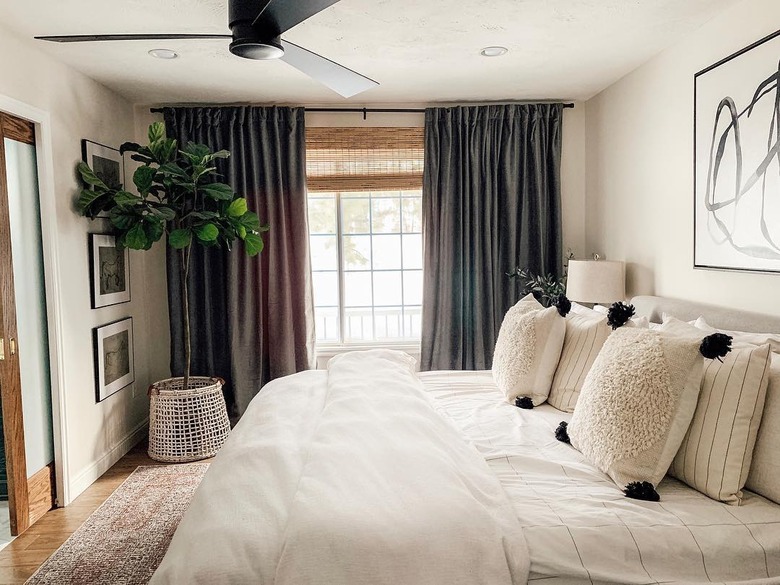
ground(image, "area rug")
xmin=26 ymin=463 xmax=209 ymax=585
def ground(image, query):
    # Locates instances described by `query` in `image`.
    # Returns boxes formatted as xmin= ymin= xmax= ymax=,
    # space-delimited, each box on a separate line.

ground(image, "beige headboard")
xmin=631 ymin=295 xmax=780 ymax=334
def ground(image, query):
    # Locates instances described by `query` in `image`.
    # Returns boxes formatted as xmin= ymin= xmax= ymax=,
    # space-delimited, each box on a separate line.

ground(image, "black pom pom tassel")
xmin=607 ymin=302 xmax=636 ymax=330
xmin=553 ymin=294 xmax=572 ymax=318
xmin=555 ymin=421 xmax=570 ymax=444
xmin=515 ymin=396 xmax=534 ymax=409
xmin=700 ymin=333 xmax=733 ymax=362
xmin=624 ymin=481 xmax=660 ymax=502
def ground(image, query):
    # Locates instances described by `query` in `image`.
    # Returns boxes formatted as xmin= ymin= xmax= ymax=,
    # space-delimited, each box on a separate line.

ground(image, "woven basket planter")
xmin=148 ymin=376 xmax=231 ymax=463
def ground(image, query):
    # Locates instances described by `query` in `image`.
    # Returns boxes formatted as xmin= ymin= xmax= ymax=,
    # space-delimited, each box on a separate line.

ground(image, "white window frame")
xmin=308 ymin=189 xmax=423 ymax=350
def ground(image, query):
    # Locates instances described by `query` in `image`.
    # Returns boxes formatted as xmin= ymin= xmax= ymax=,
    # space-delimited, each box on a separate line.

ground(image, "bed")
xmin=151 ymin=296 xmax=780 ymax=585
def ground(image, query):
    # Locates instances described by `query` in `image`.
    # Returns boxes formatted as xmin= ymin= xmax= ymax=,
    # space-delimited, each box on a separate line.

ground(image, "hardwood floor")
xmin=0 ymin=441 xmax=162 ymax=584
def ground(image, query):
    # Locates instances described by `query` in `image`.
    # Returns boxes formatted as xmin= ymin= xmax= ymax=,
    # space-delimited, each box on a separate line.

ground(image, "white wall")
xmin=584 ymin=0 xmax=780 ymax=313
xmin=0 ymin=24 xmax=170 ymax=503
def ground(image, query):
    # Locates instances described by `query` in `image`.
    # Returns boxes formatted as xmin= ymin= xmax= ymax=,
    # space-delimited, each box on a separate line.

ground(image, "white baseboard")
xmin=65 ymin=418 xmax=149 ymax=505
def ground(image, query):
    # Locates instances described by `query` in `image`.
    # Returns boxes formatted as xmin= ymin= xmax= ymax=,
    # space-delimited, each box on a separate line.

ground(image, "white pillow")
xmin=492 ymin=295 xmax=566 ymax=406
xmin=661 ymin=317 xmax=772 ymax=503
xmin=577 ymin=302 xmax=650 ymax=328
xmin=694 ymin=316 xmax=780 ymax=353
xmin=548 ymin=314 xmax=611 ymax=413
xmin=691 ymin=318 xmax=780 ymax=504
xmin=747 ymin=353 xmax=780 ymax=504
xmin=570 ymin=302 xmax=603 ymax=318
xmin=567 ymin=327 xmax=704 ymax=498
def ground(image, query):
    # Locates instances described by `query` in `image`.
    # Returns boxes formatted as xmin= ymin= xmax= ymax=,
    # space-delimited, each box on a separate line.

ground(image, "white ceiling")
xmin=0 ymin=0 xmax=739 ymax=106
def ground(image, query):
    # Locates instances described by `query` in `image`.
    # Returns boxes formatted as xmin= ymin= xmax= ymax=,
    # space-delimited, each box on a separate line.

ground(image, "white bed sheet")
xmin=420 ymin=370 xmax=780 ymax=585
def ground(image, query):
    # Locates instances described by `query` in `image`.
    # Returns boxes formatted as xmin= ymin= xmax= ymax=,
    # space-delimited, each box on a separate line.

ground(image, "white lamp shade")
xmin=566 ymin=260 xmax=625 ymax=304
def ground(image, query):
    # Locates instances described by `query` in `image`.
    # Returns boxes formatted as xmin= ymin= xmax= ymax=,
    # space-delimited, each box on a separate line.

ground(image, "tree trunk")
xmin=180 ymin=246 xmax=192 ymax=390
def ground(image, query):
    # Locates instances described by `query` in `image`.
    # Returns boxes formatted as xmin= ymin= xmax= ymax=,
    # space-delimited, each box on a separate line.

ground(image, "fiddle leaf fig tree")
xmin=76 ymin=122 xmax=268 ymax=390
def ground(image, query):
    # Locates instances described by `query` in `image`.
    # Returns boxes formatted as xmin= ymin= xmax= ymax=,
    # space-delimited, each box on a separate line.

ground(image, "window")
xmin=306 ymin=127 xmax=424 ymax=345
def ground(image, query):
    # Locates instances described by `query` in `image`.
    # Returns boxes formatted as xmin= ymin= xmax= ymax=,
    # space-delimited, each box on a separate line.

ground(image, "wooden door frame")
xmin=0 ymin=94 xmax=70 ymax=511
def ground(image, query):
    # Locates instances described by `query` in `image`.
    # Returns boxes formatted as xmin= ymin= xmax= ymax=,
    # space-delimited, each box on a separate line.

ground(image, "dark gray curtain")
xmin=420 ymin=104 xmax=563 ymax=371
xmin=163 ymin=106 xmax=314 ymax=417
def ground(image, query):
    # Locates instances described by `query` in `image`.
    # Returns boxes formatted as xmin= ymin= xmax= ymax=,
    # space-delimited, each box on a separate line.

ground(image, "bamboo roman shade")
xmin=306 ymin=127 xmax=424 ymax=192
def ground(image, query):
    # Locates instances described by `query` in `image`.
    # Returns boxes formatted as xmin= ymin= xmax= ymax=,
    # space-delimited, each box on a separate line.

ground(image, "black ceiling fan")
xmin=35 ymin=0 xmax=379 ymax=98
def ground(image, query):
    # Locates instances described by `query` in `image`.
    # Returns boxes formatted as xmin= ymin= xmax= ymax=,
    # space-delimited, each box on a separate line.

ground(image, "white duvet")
xmin=152 ymin=350 xmax=530 ymax=585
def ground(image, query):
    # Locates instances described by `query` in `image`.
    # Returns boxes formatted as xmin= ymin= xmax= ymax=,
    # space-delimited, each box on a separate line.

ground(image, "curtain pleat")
xmin=163 ymin=106 xmax=314 ymax=418
xmin=420 ymin=104 xmax=563 ymax=371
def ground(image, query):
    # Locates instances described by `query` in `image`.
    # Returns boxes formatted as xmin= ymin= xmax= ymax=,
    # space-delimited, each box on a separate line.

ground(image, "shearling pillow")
xmin=547 ymin=314 xmax=611 ymax=413
xmin=566 ymin=327 xmax=704 ymax=496
xmin=492 ymin=295 xmax=566 ymax=406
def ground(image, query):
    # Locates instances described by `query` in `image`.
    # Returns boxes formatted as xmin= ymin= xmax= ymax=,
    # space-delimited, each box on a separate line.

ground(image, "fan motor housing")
xmin=229 ymin=34 xmax=284 ymax=60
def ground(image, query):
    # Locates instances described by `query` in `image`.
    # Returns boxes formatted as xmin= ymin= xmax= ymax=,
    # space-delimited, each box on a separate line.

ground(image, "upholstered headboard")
xmin=631 ymin=295 xmax=780 ymax=334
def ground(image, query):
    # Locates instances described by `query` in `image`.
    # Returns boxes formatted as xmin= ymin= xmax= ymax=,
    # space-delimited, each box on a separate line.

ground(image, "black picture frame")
xmin=93 ymin=317 xmax=135 ymax=402
xmin=89 ymin=233 xmax=130 ymax=308
xmin=81 ymin=139 xmax=125 ymax=191
xmin=693 ymin=28 xmax=780 ymax=274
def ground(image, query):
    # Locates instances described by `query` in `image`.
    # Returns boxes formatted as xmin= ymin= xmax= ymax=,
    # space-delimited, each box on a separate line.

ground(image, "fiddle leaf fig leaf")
xmin=133 ymin=165 xmax=155 ymax=196
xmin=158 ymin=163 xmax=190 ymax=180
xmin=182 ymin=142 xmax=210 ymax=161
xmin=204 ymin=150 xmax=230 ymax=162
xmin=148 ymin=121 xmax=165 ymax=144
xmin=130 ymin=153 xmax=154 ymax=165
xmin=238 ymin=210 xmax=263 ymax=232
xmin=143 ymin=218 xmax=165 ymax=244
xmin=227 ymin=197 xmax=248 ymax=218
xmin=113 ymin=191 xmax=142 ymax=206
xmin=200 ymin=182 xmax=234 ymax=201
xmin=123 ymin=223 xmax=148 ymax=250
xmin=243 ymin=233 xmax=264 ymax=256
xmin=168 ymin=229 xmax=191 ymax=249
xmin=119 ymin=141 xmax=142 ymax=155
xmin=109 ymin=207 xmax=137 ymax=230
xmin=195 ymin=223 xmax=219 ymax=242
xmin=77 ymin=188 xmax=102 ymax=213
xmin=77 ymin=162 xmax=109 ymax=190
xmin=149 ymin=206 xmax=176 ymax=221
xmin=190 ymin=211 xmax=219 ymax=220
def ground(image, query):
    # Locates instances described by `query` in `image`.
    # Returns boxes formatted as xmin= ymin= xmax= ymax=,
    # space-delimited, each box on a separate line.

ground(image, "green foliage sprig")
xmin=507 ymin=268 xmax=566 ymax=308
xmin=76 ymin=122 xmax=269 ymax=388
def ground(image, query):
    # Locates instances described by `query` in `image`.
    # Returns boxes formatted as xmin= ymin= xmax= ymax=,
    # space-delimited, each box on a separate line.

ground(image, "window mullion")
xmin=368 ymin=192 xmax=376 ymax=341
xmin=335 ymin=192 xmax=347 ymax=345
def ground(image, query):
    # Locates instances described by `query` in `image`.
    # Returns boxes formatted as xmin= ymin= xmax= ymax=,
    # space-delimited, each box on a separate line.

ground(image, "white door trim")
xmin=0 ymin=93 xmax=70 ymax=507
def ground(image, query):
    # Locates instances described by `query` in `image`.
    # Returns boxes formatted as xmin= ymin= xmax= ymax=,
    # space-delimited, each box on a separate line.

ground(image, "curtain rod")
xmin=150 ymin=103 xmax=575 ymax=118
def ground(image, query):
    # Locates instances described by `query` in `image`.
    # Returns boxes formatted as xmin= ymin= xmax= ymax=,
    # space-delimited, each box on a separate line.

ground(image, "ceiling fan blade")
xmin=35 ymin=34 xmax=231 ymax=43
xmin=253 ymin=0 xmax=341 ymax=37
xmin=280 ymin=40 xmax=378 ymax=98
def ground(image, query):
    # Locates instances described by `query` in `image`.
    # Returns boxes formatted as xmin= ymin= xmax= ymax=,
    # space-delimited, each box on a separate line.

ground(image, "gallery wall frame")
xmin=93 ymin=317 xmax=134 ymax=402
xmin=89 ymin=234 xmax=130 ymax=308
xmin=81 ymin=139 xmax=124 ymax=190
xmin=694 ymin=28 xmax=780 ymax=274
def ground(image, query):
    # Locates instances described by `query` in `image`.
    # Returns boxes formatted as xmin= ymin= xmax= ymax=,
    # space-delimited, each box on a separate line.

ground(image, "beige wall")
xmin=0 ymin=24 xmax=169 ymax=503
xmin=584 ymin=0 xmax=780 ymax=313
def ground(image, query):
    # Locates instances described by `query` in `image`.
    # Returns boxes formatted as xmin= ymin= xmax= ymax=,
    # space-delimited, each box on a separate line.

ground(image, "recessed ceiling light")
xmin=480 ymin=46 xmax=508 ymax=57
xmin=148 ymin=48 xmax=178 ymax=60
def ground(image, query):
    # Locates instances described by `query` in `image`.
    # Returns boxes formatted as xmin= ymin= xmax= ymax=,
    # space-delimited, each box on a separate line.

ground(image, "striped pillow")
xmin=669 ymin=342 xmax=772 ymax=504
xmin=548 ymin=314 xmax=611 ymax=412
xmin=746 ymin=353 xmax=780 ymax=504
